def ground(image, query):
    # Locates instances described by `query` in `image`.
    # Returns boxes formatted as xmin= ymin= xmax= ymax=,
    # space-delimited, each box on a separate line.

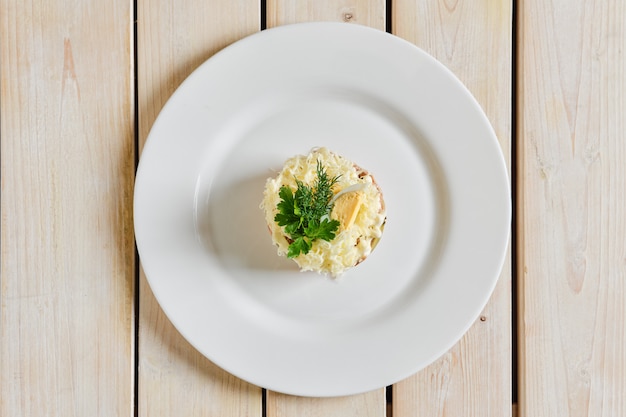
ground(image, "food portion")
xmin=260 ymin=148 xmax=386 ymax=277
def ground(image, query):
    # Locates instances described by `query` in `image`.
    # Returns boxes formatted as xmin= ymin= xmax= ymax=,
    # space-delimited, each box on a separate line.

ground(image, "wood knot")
xmin=343 ymin=12 xmax=354 ymax=22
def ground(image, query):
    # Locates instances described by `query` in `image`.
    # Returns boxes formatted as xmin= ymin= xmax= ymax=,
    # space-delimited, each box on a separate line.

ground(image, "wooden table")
xmin=2 ymin=0 xmax=624 ymax=416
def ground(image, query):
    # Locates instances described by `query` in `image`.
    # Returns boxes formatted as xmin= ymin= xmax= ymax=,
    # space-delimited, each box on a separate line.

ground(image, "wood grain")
xmin=392 ymin=1 xmax=513 ymax=416
xmin=518 ymin=0 xmax=626 ymax=416
xmin=136 ymin=0 xmax=262 ymax=415
xmin=0 ymin=0 xmax=135 ymax=416
xmin=267 ymin=0 xmax=385 ymax=29
xmin=264 ymin=0 xmax=386 ymax=415
xmin=267 ymin=391 xmax=386 ymax=417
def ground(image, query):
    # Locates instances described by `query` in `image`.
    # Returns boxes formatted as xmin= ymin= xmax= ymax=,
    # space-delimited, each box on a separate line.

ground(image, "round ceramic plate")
xmin=134 ymin=22 xmax=510 ymax=397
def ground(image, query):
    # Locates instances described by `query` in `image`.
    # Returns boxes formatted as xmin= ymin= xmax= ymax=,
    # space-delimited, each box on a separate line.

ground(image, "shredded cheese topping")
xmin=260 ymin=147 xmax=386 ymax=277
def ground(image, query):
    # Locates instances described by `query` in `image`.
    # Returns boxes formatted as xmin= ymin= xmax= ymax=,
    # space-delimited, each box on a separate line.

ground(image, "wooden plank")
xmin=267 ymin=0 xmax=385 ymax=28
xmin=0 ymin=0 xmax=135 ymax=416
xmin=267 ymin=392 xmax=386 ymax=417
xmin=392 ymin=1 xmax=513 ymax=416
xmin=136 ymin=1 xmax=262 ymax=415
xmin=518 ymin=0 xmax=626 ymax=415
xmin=264 ymin=1 xmax=386 ymax=415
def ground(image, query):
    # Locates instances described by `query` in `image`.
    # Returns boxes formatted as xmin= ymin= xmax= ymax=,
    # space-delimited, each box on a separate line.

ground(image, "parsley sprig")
xmin=274 ymin=161 xmax=341 ymax=258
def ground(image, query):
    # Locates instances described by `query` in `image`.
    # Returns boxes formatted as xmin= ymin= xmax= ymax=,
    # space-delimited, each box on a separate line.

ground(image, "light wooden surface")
xmin=1 ymin=0 xmax=135 ymax=416
xmin=518 ymin=0 xmax=626 ymax=416
xmin=265 ymin=2 xmax=387 ymax=416
xmin=136 ymin=0 xmax=261 ymax=416
xmin=2 ymin=0 xmax=625 ymax=416
xmin=392 ymin=1 xmax=512 ymax=416
xmin=267 ymin=0 xmax=385 ymax=28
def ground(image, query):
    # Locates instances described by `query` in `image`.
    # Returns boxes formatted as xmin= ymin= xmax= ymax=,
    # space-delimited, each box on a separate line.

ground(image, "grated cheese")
xmin=260 ymin=147 xmax=386 ymax=277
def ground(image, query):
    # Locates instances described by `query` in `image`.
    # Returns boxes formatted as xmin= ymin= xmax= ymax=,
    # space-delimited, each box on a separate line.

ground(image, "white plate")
xmin=134 ymin=22 xmax=510 ymax=397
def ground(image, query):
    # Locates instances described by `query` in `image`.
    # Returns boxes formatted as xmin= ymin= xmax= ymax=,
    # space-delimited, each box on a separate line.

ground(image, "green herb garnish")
xmin=274 ymin=160 xmax=341 ymax=258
